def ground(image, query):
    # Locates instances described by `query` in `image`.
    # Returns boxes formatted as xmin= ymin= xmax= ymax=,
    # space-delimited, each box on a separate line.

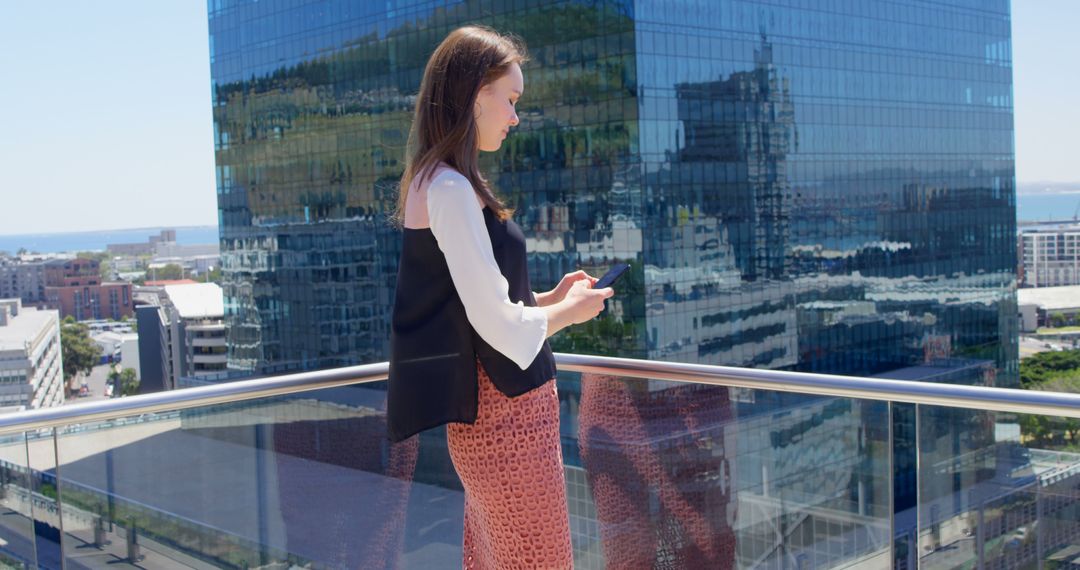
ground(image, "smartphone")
xmin=593 ymin=263 xmax=630 ymax=289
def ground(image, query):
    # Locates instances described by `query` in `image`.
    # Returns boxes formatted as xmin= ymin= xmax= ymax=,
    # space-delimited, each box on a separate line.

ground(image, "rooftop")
xmin=144 ymin=279 xmax=198 ymax=286
xmin=164 ymin=282 xmax=224 ymax=319
xmin=1018 ymin=285 xmax=1080 ymax=310
xmin=1019 ymin=221 xmax=1080 ymax=233
xmin=0 ymin=303 xmax=58 ymax=352
xmin=91 ymin=330 xmax=138 ymax=344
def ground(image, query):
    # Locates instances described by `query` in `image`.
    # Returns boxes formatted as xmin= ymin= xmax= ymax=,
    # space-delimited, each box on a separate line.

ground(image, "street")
xmin=64 ymin=364 xmax=112 ymax=405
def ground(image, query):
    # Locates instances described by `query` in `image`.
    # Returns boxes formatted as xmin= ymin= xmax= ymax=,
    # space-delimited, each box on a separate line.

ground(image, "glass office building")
xmin=209 ymin=0 xmax=1016 ymax=379
xmin=208 ymin=0 xmax=1018 ymax=566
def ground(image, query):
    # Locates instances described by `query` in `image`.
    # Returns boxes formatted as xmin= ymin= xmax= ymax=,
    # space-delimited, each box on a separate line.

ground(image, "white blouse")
xmin=423 ymin=169 xmax=549 ymax=370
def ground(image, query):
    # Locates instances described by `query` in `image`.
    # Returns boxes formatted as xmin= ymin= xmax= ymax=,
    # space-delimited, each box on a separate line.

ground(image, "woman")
xmin=387 ymin=25 xmax=613 ymax=569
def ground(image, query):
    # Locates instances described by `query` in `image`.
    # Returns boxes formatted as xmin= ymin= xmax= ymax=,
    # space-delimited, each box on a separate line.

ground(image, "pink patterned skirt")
xmin=446 ymin=360 xmax=572 ymax=569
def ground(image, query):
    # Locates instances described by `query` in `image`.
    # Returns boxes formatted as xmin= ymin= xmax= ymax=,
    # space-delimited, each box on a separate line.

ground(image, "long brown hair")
xmin=395 ymin=25 xmax=528 ymax=225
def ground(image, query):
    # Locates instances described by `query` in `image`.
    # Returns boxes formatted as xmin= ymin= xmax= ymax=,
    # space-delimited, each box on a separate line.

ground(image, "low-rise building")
xmin=91 ymin=330 xmax=140 ymax=377
xmin=1017 ymin=285 xmax=1080 ymax=332
xmin=0 ymin=258 xmax=52 ymax=305
xmin=107 ymin=229 xmax=177 ymax=256
xmin=1019 ymin=222 xmax=1080 ymax=288
xmin=153 ymin=243 xmax=218 ymax=259
xmin=135 ymin=283 xmax=225 ymax=391
xmin=42 ymin=258 xmax=133 ymax=320
xmin=0 ymin=299 xmax=64 ymax=411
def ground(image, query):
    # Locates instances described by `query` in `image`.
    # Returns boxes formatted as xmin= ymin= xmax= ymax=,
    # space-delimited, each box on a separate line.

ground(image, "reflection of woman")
xmin=579 ymin=374 xmax=737 ymax=569
xmin=387 ymin=26 xmax=612 ymax=568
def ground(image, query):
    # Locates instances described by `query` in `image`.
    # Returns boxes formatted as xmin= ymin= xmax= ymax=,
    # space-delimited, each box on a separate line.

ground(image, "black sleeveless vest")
xmin=387 ymin=207 xmax=557 ymax=442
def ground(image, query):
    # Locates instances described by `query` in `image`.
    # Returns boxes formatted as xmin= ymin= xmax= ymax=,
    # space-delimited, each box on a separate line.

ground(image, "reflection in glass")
xmin=917 ymin=406 xmax=1080 ymax=569
xmin=47 ymin=386 xmax=430 ymax=569
xmin=567 ymin=372 xmax=892 ymax=569
xmin=0 ymin=432 xmax=42 ymax=567
xmin=578 ymin=374 xmax=736 ymax=568
xmin=202 ymin=0 xmax=1019 ymax=566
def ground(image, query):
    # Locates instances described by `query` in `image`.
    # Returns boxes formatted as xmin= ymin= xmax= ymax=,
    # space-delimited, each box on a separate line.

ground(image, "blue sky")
xmin=1013 ymin=0 xmax=1080 ymax=187
xmin=0 ymin=2 xmax=213 ymax=235
xmin=0 ymin=1 xmax=1076 ymax=235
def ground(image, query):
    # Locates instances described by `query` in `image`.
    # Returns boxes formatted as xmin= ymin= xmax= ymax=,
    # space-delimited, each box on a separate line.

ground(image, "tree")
xmin=151 ymin=264 xmax=185 ymax=281
xmin=109 ymin=368 xmax=140 ymax=397
xmin=1019 ymin=349 xmax=1080 ymax=450
xmin=76 ymin=251 xmax=108 ymax=262
xmin=61 ymin=320 xmax=101 ymax=386
xmin=204 ymin=266 xmax=223 ymax=284
xmin=1019 ymin=349 xmax=1080 ymax=388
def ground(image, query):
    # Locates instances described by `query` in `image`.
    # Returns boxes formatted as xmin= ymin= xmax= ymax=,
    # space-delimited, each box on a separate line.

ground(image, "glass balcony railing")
xmin=0 ymin=356 xmax=1077 ymax=569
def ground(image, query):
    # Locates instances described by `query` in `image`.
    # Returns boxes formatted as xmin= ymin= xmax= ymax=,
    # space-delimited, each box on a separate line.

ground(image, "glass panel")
xmin=917 ymin=405 xmax=1080 ymax=569
xmin=53 ymin=382 xmax=443 ymax=569
xmin=566 ymin=371 xmax=893 ymax=569
xmin=34 ymin=372 xmax=899 ymax=568
xmin=25 ymin=428 xmax=62 ymax=568
xmin=0 ymin=432 xmax=39 ymax=568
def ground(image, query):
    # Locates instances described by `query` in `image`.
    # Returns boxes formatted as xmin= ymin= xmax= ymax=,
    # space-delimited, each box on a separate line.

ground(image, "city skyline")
xmin=0 ymin=4 xmax=1069 ymax=570
xmin=0 ymin=0 xmax=1077 ymax=235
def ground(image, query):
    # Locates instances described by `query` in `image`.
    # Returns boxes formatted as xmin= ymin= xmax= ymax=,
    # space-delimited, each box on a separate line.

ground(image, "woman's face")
xmin=474 ymin=63 xmax=522 ymax=152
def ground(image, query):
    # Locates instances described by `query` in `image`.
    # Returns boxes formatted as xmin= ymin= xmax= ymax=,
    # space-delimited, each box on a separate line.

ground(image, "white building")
xmin=165 ymin=283 xmax=227 ymax=381
xmin=91 ymin=330 xmax=140 ymax=379
xmin=0 ymin=299 xmax=64 ymax=411
xmin=135 ymin=283 xmax=226 ymax=390
xmin=1017 ymin=285 xmax=1080 ymax=332
xmin=1019 ymin=222 xmax=1080 ymax=288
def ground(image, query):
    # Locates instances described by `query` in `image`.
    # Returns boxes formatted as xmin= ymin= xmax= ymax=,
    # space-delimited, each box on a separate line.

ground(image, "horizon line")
xmin=0 ymin=224 xmax=219 ymax=239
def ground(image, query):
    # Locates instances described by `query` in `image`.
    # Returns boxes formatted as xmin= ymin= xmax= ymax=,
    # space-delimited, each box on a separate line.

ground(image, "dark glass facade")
xmin=208 ymin=0 xmax=1017 ymax=566
xmin=209 ymin=0 xmax=1016 ymax=380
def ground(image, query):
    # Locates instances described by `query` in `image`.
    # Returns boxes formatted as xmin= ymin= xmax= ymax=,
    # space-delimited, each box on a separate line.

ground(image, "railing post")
xmin=52 ymin=429 xmax=66 ymax=570
xmin=93 ymin=514 xmax=107 ymax=548
xmin=976 ymin=500 xmax=985 ymax=570
xmin=126 ymin=519 xmax=141 ymax=562
xmin=1036 ymin=481 xmax=1044 ymax=570
xmin=22 ymin=434 xmax=39 ymax=570
xmin=888 ymin=401 xmax=896 ymax=569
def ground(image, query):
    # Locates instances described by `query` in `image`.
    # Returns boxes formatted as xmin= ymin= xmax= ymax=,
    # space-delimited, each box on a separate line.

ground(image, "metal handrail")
xmin=0 ymin=362 xmax=388 ymax=436
xmin=555 ymin=354 xmax=1080 ymax=419
xmin=0 ymin=353 xmax=1077 ymax=436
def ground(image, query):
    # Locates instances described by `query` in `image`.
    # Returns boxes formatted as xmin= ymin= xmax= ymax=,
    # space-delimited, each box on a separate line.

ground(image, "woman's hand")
xmin=537 ymin=270 xmax=596 ymax=307
xmin=541 ymin=280 xmax=614 ymax=337
xmin=562 ymin=280 xmax=613 ymax=324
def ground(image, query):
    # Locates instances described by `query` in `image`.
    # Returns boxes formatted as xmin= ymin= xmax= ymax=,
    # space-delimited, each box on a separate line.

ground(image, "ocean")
xmin=1017 ymin=192 xmax=1080 ymax=223
xmin=0 ymin=192 xmax=1075 ymax=255
xmin=0 ymin=226 xmax=220 ymax=255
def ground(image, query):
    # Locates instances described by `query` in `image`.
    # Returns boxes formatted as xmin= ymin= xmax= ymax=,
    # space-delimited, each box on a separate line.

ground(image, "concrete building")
xmin=107 ymin=229 xmax=177 ymax=256
xmin=150 ymin=255 xmax=220 ymax=281
xmin=42 ymin=258 xmax=133 ymax=320
xmin=91 ymin=330 xmax=140 ymax=378
xmin=135 ymin=304 xmax=165 ymax=393
xmin=0 ymin=258 xmax=51 ymax=305
xmin=135 ymin=283 xmax=226 ymax=391
xmin=152 ymin=243 xmax=219 ymax=259
xmin=0 ymin=299 xmax=64 ymax=411
xmin=1017 ymin=285 xmax=1080 ymax=332
xmin=1019 ymin=222 xmax=1080 ymax=288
